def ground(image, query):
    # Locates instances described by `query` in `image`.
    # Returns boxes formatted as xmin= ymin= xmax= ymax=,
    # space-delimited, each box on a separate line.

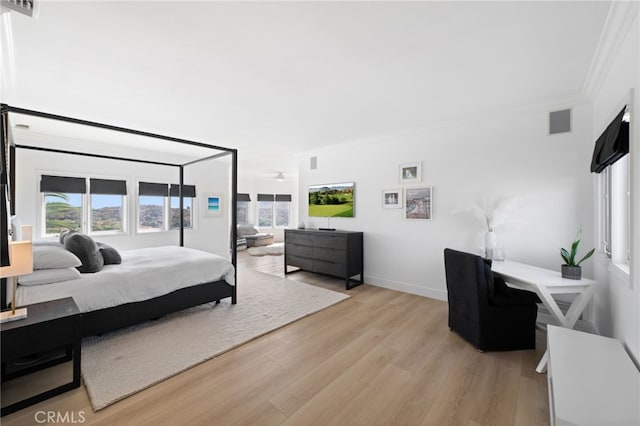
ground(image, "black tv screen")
xmin=308 ymin=182 xmax=354 ymax=218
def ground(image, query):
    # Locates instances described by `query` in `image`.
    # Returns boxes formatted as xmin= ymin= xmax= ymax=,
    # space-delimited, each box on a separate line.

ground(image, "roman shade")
xmin=591 ymin=107 xmax=629 ymax=173
xmin=237 ymin=193 xmax=251 ymax=202
xmin=90 ymin=178 xmax=127 ymax=195
xmin=138 ymin=182 xmax=168 ymax=197
xmin=170 ymin=184 xmax=196 ymax=197
xmin=40 ymin=175 xmax=86 ymax=193
xmin=275 ymin=194 xmax=292 ymax=202
xmin=257 ymin=194 xmax=274 ymax=202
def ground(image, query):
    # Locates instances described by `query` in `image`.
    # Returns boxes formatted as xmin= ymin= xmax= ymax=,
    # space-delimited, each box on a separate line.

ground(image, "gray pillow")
xmin=59 ymin=229 xmax=74 ymax=244
xmin=64 ymin=232 xmax=104 ymax=273
xmin=97 ymin=242 xmax=122 ymax=265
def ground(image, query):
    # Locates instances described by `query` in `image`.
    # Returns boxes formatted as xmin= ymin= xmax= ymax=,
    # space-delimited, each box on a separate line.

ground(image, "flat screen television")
xmin=308 ymin=182 xmax=354 ymax=218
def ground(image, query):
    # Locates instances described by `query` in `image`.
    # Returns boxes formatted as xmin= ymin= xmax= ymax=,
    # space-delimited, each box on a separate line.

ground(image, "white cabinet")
xmin=547 ymin=325 xmax=640 ymax=426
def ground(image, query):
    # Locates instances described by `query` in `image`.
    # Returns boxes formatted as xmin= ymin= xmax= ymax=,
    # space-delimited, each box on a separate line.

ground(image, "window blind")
xmin=170 ymin=184 xmax=196 ymax=198
xmin=40 ymin=175 xmax=86 ymax=193
xmin=591 ymin=107 xmax=629 ymax=173
xmin=275 ymin=194 xmax=292 ymax=202
xmin=139 ymin=182 xmax=168 ymax=197
xmin=238 ymin=193 xmax=251 ymax=202
xmin=90 ymin=178 xmax=127 ymax=195
xmin=257 ymin=194 xmax=274 ymax=202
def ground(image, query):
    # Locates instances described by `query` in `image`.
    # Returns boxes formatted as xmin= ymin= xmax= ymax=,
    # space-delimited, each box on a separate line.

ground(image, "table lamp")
xmin=0 ymin=239 xmax=33 ymax=323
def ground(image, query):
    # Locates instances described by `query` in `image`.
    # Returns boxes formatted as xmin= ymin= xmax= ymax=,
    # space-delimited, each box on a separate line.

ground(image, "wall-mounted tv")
xmin=308 ymin=182 xmax=355 ymax=218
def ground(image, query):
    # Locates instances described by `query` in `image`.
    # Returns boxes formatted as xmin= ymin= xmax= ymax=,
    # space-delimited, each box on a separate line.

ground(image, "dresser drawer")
xmin=286 ymin=243 xmax=313 ymax=258
xmin=313 ymin=260 xmax=345 ymax=277
xmin=313 ymin=247 xmax=345 ymax=263
xmin=313 ymin=234 xmax=347 ymax=249
xmin=286 ymin=232 xmax=313 ymax=246
xmin=286 ymin=255 xmax=313 ymax=271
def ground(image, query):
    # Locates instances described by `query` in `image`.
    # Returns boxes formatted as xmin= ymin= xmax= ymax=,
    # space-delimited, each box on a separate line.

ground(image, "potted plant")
xmin=560 ymin=226 xmax=595 ymax=280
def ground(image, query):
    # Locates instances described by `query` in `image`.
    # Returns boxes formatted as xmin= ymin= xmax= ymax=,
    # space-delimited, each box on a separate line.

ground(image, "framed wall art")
xmin=399 ymin=162 xmax=422 ymax=183
xmin=382 ymin=189 xmax=403 ymax=209
xmin=204 ymin=193 xmax=223 ymax=217
xmin=405 ymin=187 xmax=432 ymax=220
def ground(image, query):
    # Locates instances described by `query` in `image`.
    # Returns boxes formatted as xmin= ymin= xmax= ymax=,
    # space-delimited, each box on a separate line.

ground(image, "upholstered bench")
xmin=245 ymin=233 xmax=274 ymax=247
xmin=237 ymin=224 xmax=274 ymax=248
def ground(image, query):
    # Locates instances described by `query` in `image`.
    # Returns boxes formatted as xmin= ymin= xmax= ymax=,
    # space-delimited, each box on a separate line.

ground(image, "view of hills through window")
xmin=45 ymin=192 xmax=192 ymax=234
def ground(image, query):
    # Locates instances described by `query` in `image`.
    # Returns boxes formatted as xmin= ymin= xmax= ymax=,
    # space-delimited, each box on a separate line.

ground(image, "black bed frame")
xmin=1 ymin=104 xmax=238 ymax=336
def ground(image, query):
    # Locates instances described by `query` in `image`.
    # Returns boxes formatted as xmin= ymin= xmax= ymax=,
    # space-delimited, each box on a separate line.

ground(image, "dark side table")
xmin=1 ymin=297 xmax=81 ymax=416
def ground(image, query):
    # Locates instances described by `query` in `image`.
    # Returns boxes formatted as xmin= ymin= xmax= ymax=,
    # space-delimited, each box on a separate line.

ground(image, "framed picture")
xmin=204 ymin=193 xmax=223 ymax=217
xmin=382 ymin=189 xmax=403 ymax=209
xmin=399 ymin=162 xmax=421 ymax=183
xmin=405 ymin=187 xmax=432 ymax=220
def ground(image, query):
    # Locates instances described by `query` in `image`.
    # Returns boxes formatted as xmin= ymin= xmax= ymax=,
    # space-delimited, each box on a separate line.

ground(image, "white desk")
xmin=491 ymin=260 xmax=598 ymax=373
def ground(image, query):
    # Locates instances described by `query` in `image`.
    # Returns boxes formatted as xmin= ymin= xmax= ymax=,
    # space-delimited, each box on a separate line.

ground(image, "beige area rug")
xmin=81 ymin=269 xmax=349 ymax=411
xmin=247 ymin=242 xmax=284 ymax=256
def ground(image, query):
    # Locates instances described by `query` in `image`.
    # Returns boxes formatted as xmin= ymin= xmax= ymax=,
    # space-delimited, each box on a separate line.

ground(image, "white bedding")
xmin=16 ymin=246 xmax=235 ymax=313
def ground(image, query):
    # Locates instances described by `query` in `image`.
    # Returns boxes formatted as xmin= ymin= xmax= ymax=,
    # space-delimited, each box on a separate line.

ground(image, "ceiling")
xmin=1 ymin=1 xmax=611 ymax=178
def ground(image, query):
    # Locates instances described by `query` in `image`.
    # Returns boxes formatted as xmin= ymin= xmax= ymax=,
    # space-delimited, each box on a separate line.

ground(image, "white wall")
xmin=298 ymin=102 xmax=595 ymax=301
xmin=16 ymin=147 xmax=232 ymax=258
xmin=184 ymin=156 xmax=233 ymax=256
xmin=590 ymin=11 xmax=639 ymax=362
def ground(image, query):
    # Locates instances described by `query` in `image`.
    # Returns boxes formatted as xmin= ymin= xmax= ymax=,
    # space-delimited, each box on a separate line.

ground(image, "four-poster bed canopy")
xmin=1 ymin=104 xmax=238 ymax=336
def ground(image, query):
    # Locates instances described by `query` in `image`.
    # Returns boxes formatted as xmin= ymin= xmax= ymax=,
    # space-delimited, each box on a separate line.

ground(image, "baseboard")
xmin=364 ymin=275 xmax=448 ymax=301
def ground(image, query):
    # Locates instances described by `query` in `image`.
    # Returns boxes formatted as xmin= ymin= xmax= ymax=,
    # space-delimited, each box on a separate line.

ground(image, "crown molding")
xmin=583 ymin=1 xmax=640 ymax=98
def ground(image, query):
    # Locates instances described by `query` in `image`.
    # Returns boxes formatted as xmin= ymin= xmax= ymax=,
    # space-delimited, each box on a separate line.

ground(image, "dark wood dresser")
xmin=284 ymin=229 xmax=363 ymax=289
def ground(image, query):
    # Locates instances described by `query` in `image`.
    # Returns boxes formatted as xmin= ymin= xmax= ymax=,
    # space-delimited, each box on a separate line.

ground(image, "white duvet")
xmin=16 ymin=246 xmax=235 ymax=313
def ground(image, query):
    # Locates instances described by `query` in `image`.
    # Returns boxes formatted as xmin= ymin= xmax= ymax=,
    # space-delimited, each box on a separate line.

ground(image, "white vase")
xmin=484 ymin=230 xmax=496 ymax=260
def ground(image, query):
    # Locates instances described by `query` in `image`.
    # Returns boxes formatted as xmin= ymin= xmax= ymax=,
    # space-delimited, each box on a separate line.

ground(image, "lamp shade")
xmin=0 ymin=240 xmax=33 ymax=278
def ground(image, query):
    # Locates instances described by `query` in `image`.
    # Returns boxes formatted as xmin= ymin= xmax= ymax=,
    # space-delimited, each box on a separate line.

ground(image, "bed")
xmin=16 ymin=245 xmax=236 ymax=336
xmin=1 ymin=104 xmax=239 ymax=336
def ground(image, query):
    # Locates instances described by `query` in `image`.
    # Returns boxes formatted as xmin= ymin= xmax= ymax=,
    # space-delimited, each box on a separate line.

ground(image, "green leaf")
xmin=576 ymin=248 xmax=596 ymax=266
xmin=569 ymin=239 xmax=580 ymax=263
xmin=560 ymin=248 xmax=572 ymax=265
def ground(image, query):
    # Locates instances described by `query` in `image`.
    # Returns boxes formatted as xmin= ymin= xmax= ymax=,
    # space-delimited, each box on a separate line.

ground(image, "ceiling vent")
xmin=1 ymin=0 xmax=35 ymax=17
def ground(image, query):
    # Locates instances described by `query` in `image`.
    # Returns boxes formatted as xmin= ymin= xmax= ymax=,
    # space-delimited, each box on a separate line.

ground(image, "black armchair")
xmin=443 ymin=248 xmax=539 ymax=351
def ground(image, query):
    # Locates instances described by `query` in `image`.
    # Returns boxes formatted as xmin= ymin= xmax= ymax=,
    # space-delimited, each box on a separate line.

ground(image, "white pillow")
xmin=18 ymin=267 xmax=81 ymax=286
xmin=32 ymin=239 xmax=64 ymax=247
xmin=33 ymin=246 xmax=82 ymax=270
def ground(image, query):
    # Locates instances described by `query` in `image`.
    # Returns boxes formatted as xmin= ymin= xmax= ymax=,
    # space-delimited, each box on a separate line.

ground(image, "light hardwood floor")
xmin=2 ymin=252 xmax=549 ymax=425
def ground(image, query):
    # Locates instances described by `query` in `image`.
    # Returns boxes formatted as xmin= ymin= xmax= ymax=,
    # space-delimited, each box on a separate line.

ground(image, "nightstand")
xmin=1 ymin=297 xmax=81 ymax=416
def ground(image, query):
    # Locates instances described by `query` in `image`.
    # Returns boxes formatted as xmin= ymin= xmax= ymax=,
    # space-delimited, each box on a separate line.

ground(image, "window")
xmin=89 ymin=178 xmax=127 ymax=233
xmin=597 ymin=107 xmax=630 ymax=271
xmin=44 ymin=192 xmax=83 ymax=235
xmin=275 ymin=194 xmax=291 ymax=228
xmin=138 ymin=182 xmax=168 ymax=232
xmin=257 ymin=194 xmax=274 ymax=228
xmin=237 ymin=193 xmax=251 ymax=225
xmin=40 ymin=175 xmax=86 ymax=237
xmin=256 ymin=193 xmax=291 ymax=228
xmin=41 ymin=175 xmax=128 ymax=237
xmin=600 ymin=166 xmax=612 ymax=256
xmin=170 ymin=184 xmax=196 ymax=229
xmin=612 ymin=154 xmax=631 ymax=266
